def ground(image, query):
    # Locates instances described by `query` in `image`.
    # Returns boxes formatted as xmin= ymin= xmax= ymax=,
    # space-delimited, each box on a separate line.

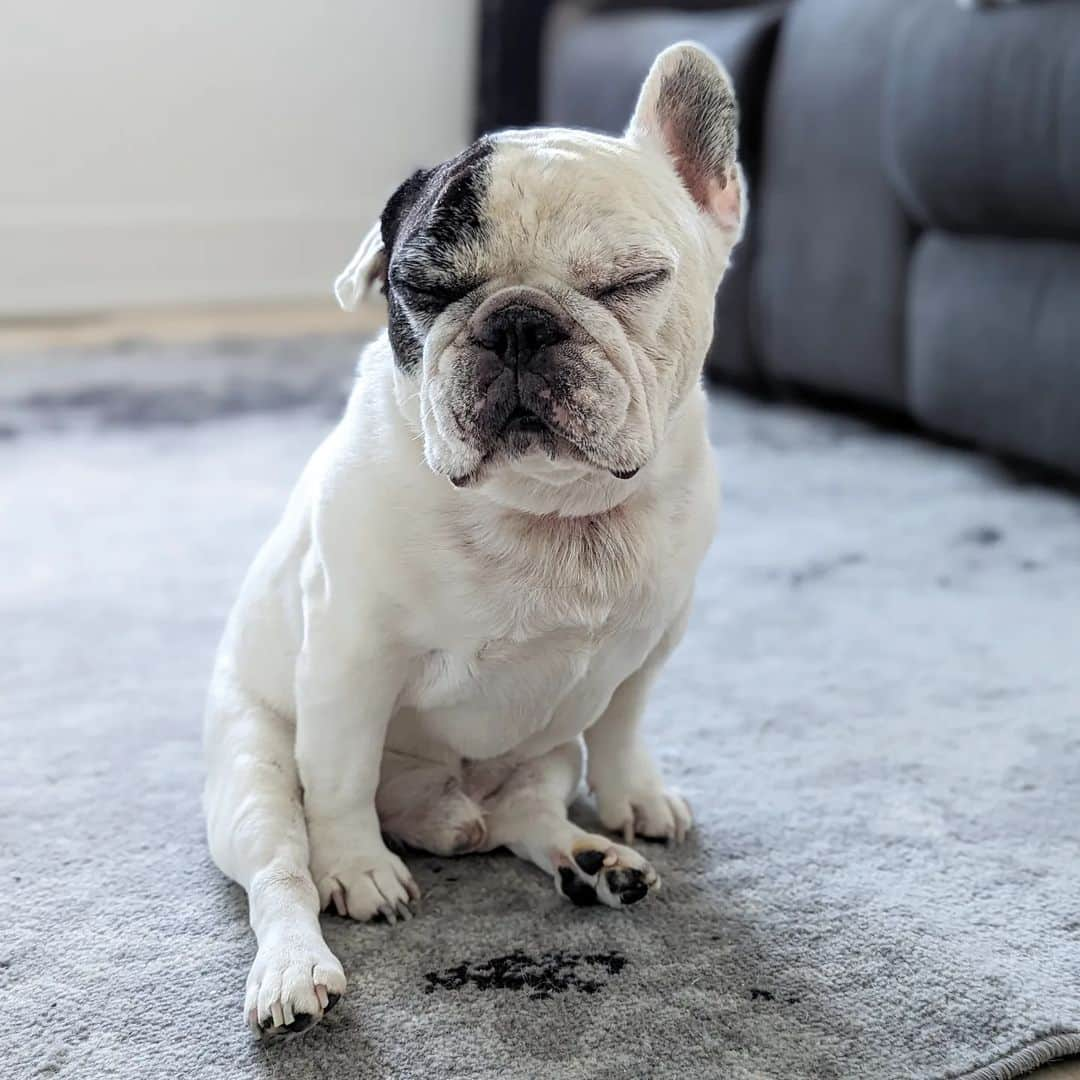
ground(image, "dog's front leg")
xmin=295 ymin=590 xmax=418 ymax=922
xmin=585 ymin=603 xmax=693 ymax=844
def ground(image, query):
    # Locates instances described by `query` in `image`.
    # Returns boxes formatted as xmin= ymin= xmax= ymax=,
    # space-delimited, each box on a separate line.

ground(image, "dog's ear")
xmin=334 ymin=220 xmax=386 ymax=312
xmin=627 ymin=42 xmax=742 ymax=234
xmin=334 ymin=169 xmax=433 ymax=311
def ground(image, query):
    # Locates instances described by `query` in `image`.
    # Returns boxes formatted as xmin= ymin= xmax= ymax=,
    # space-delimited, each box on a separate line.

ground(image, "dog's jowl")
xmin=203 ymin=42 xmax=744 ymax=1038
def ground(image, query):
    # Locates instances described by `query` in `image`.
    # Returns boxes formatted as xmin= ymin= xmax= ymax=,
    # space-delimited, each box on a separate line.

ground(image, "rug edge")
xmin=946 ymin=1033 xmax=1080 ymax=1080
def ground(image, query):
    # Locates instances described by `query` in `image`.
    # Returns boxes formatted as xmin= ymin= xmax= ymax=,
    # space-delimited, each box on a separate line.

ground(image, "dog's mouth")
xmin=448 ymin=426 xmax=640 ymax=489
xmin=502 ymin=404 xmax=548 ymax=435
xmin=447 ymin=400 xmax=640 ymax=489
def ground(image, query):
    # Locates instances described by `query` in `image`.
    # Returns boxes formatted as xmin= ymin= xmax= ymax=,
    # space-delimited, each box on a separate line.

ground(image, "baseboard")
xmin=0 ymin=201 xmax=375 ymax=315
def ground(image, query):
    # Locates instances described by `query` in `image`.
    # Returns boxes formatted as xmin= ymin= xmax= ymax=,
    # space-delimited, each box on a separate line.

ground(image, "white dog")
xmin=204 ymin=42 xmax=744 ymax=1037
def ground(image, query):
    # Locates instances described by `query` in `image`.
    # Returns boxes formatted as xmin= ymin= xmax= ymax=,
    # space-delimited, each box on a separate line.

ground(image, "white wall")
xmin=0 ymin=0 xmax=477 ymax=314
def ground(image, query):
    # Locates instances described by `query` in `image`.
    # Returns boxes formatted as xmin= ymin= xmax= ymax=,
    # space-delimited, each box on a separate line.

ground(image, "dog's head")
xmin=336 ymin=43 xmax=744 ymax=493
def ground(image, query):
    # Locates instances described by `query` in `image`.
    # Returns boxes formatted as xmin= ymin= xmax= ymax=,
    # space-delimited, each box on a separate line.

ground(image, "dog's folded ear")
xmin=335 ymin=168 xmax=434 ymax=311
xmin=334 ymin=220 xmax=386 ymax=311
xmin=627 ymin=42 xmax=743 ymax=235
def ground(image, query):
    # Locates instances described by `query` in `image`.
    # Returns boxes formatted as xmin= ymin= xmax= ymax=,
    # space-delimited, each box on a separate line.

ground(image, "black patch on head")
xmin=380 ymin=138 xmax=495 ymax=372
xmin=380 ymin=168 xmax=432 ymax=254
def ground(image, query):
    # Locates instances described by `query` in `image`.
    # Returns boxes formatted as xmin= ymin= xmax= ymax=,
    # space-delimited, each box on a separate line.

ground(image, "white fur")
xmin=204 ymin=42 xmax=742 ymax=1037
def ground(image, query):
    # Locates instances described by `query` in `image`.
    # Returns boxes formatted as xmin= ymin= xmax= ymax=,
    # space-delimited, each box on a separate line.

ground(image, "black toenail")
xmin=325 ymin=992 xmax=341 ymax=1013
xmin=558 ymin=867 xmax=599 ymax=907
xmin=283 ymin=1012 xmax=318 ymax=1034
xmin=573 ymin=850 xmax=606 ymax=876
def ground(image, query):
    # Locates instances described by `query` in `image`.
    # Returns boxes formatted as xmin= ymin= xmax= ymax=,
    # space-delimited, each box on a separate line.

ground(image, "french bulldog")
xmin=204 ymin=41 xmax=744 ymax=1037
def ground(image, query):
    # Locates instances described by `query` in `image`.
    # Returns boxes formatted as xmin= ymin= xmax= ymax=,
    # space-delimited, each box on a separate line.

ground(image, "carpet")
xmin=2 ymin=335 xmax=1078 ymax=1080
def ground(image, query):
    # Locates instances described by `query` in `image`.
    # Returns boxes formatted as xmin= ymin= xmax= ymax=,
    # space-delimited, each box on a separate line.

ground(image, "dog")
xmin=203 ymin=41 xmax=744 ymax=1037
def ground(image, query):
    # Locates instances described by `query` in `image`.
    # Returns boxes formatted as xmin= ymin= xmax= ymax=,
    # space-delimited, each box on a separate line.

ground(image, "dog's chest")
xmin=399 ymin=598 xmax=661 ymax=760
xmin=395 ymin=509 xmax=672 ymax=760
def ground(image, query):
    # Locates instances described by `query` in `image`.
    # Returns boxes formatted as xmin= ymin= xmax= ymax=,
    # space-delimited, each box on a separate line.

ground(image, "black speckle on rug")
xmin=424 ymin=950 xmax=627 ymax=1000
xmin=958 ymin=524 xmax=1004 ymax=546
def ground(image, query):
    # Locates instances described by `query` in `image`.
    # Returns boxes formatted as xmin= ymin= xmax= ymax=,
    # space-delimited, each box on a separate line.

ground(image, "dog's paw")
xmin=310 ymin=837 xmax=420 ymax=923
xmin=246 ymin=935 xmax=346 ymax=1039
xmin=595 ymin=783 xmax=692 ymax=845
xmin=554 ymin=834 xmax=660 ymax=909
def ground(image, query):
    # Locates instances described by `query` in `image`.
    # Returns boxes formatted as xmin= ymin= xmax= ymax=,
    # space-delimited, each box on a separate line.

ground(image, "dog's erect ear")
xmin=334 ymin=220 xmax=386 ymax=312
xmin=628 ymin=42 xmax=742 ymax=233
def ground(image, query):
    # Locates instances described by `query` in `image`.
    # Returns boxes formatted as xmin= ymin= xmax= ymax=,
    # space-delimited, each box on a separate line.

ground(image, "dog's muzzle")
xmin=447 ymin=292 xmax=641 ymax=485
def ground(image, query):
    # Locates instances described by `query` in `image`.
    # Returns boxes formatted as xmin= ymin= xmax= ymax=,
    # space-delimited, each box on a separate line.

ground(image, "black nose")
xmin=479 ymin=305 xmax=567 ymax=365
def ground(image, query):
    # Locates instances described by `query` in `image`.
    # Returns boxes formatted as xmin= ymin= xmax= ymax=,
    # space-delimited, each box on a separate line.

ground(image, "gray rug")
xmin=2 ymin=337 xmax=1078 ymax=1080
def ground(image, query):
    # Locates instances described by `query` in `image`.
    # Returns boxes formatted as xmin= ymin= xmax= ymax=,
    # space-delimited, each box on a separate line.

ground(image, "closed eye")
xmin=391 ymin=274 xmax=476 ymax=308
xmin=593 ymin=267 xmax=671 ymax=301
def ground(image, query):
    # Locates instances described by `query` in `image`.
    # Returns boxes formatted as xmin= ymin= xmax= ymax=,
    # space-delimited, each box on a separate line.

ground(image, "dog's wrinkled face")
xmin=336 ymin=43 xmax=745 ymax=491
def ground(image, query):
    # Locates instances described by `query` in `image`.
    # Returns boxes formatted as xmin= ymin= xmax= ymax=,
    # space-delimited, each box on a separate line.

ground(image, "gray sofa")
xmin=478 ymin=0 xmax=1080 ymax=480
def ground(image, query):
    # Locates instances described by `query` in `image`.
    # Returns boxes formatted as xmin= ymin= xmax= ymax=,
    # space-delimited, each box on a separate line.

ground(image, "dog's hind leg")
xmin=204 ymin=675 xmax=345 ymax=1038
xmin=470 ymin=740 xmax=661 ymax=909
xmin=376 ymin=751 xmax=487 ymax=856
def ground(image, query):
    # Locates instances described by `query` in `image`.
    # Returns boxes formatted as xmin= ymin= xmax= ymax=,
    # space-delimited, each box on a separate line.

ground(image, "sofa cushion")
xmin=542 ymin=5 xmax=786 ymax=382
xmin=908 ymin=232 xmax=1080 ymax=478
xmin=884 ymin=0 xmax=1080 ymax=240
xmin=752 ymin=0 xmax=912 ymax=408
